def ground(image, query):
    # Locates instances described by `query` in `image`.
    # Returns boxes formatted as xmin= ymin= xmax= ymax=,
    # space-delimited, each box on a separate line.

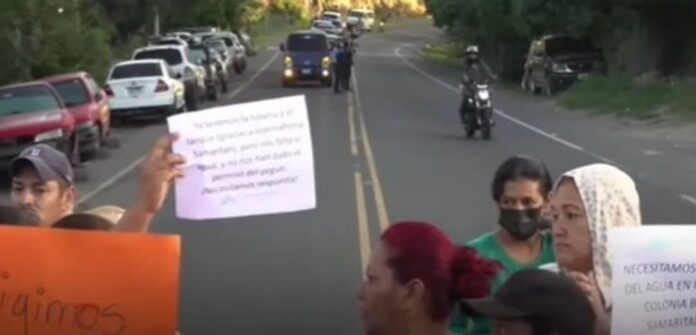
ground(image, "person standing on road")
xmin=334 ymin=42 xmax=351 ymax=94
xmin=331 ymin=42 xmax=342 ymax=93
xmin=359 ymin=221 xmax=498 ymax=335
xmin=343 ymin=40 xmax=355 ymax=91
xmin=450 ymin=156 xmax=556 ymax=335
xmin=548 ymin=163 xmax=641 ymax=335
xmin=9 ymin=134 xmax=185 ymax=232
xmin=460 ymin=269 xmax=596 ymax=335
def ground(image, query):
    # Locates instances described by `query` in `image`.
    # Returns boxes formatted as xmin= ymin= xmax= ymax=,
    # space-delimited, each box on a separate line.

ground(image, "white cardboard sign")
xmin=167 ymin=95 xmax=316 ymax=220
xmin=611 ymin=225 xmax=696 ymax=335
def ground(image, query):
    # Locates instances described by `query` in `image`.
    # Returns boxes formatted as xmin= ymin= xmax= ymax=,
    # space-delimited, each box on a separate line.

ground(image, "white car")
xmin=311 ymin=20 xmax=341 ymax=42
xmin=132 ymin=45 xmax=207 ymax=110
xmin=321 ymin=11 xmax=344 ymax=29
xmin=105 ymin=60 xmax=186 ymax=122
xmin=150 ymin=37 xmax=188 ymax=47
xmin=166 ymin=32 xmax=193 ymax=42
xmin=199 ymin=32 xmax=248 ymax=74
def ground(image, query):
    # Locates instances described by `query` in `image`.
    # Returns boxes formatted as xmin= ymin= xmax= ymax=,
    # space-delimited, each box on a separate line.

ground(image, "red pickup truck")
xmin=0 ymin=82 xmax=78 ymax=162
xmin=45 ymin=72 xmax=111 ymax=158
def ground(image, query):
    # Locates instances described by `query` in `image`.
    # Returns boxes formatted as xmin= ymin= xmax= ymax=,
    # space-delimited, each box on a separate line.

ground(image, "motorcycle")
xmin=460 ymin=78 xmax=493 ymax=140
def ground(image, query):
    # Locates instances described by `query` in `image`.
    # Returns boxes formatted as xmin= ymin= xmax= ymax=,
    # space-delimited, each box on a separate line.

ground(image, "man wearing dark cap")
xmin=10 ymin=144 xmax=76 ymax=228
xmin=9 ymin=133 xmax=186 ymax=232
xmin=460 ymin=269 xmax=596 ymax=335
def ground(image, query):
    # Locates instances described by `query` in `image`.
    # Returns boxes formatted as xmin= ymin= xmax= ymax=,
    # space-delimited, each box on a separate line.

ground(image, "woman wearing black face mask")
xmin=450 ymin=156 xmax=556 ymax=335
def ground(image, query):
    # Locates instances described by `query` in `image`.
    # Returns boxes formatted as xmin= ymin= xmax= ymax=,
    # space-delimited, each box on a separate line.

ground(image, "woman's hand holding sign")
xmin=567 ymin=271 xmax=611 ymax=335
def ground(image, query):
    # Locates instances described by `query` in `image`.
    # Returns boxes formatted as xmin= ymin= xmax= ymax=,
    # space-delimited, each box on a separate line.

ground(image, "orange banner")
xmin=0 ymin=226 xmax=180 ymax=335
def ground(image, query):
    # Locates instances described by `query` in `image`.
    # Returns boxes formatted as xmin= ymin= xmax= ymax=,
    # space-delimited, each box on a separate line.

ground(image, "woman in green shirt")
xmin=450 ymin=156 xmax=556 ymax=335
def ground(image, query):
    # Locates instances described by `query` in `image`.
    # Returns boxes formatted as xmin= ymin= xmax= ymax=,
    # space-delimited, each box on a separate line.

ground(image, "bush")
xmin=559 ymin=76 xmax=696 ymax=120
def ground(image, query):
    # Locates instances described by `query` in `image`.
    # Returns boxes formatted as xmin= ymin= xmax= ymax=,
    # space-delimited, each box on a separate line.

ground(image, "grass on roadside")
xmin=421 ymin=43 xmax=461 ymax=68
xmin=559 ymin=76 xmax=696 ymax=120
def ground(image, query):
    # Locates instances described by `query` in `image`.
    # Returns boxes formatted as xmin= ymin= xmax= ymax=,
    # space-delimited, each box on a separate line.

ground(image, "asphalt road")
xmin=3 ymin=19 xmax=695 ymax=334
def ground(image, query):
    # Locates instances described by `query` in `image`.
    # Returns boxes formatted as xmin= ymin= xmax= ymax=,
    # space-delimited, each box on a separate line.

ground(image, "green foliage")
xmin=269 ymin=0 xmax=304 ymax=18
xmin=559 ymin=76 xmax=696 ymax=120
xmin=421 ymin=44 xmax=461 ymax=68
xmin=425 ymin=0 xmax=696 ymax=79
xmin=0 ymin=0 xmax=265 ymax=86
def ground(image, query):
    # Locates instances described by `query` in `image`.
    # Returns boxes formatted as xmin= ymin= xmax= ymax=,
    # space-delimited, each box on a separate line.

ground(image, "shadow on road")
xmin=112 ymin=117 xmax=166 ymax=129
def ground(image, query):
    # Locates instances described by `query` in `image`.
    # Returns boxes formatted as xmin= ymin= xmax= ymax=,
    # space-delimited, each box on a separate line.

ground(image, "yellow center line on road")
xmin=352 ymin=70 xmax=391 ymax=232
xmin=348 ymin=94 xmax=359 ymax=157
xmin=354 ymin=171 xmax=371 ymax=276
xmin=349 ymin=93 xmax=370 ymax=275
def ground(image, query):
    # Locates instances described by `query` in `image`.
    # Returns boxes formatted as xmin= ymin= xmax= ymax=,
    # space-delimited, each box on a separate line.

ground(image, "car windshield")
xmin=0 ymin=85 xmax=60 ymax=116
xmin=110 ymin=63 xmax=163 ymax=79
xmin=189 ymin=48 xmax=209 ymax=63
xmin=349 ymin=11 xmax=364 ymax=18
xmin=134 ymin=49 xmax=183 ymax=66
xmin=314 ymin=22 xmax=334 ymax=29
xmin=155 ymin=40 xmax=183 ymax=46
xmin=546 ymin=37 xmax=597 ymax=56
xmin=204 ymin=41 xmax=227 ymax=54
xmin=52 ymin=79 xmax=89 ymax=107
xmin=287 ymin=34 xmax=327 ymax=52
xmin=323 ymin=14 xmax=339 ymax=20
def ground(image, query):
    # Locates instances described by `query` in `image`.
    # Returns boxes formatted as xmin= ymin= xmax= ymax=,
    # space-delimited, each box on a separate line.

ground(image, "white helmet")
xmin=466 ymin=45 xmax=479 ymax=54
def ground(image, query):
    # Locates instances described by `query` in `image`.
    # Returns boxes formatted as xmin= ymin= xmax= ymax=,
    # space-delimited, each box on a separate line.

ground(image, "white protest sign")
xmin=611 ymin=225 xmax=696 ymax=335
xmin=167 ymin=95 xmax=315 ymax=220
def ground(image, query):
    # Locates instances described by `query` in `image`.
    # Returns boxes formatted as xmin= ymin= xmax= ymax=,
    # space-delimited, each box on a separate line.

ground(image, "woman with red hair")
xmin=358 ymin=222 xmax=499 ymax=335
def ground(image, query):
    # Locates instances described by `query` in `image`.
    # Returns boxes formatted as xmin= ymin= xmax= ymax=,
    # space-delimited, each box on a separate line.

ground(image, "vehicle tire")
xmin=177 ymin=99 xmax=188 ymax=114
xmin=544 ymin=80 xmax=554 ymax=97
xmin=221 ymin=78 xmax=229 ymax=93
xmin=481 ymin=119 xmax=492 ymax=140
xmin=464 ymin=116 xmax=476 ymax=139
xmin=81 ymin=130 xmax=101 ymax=161
xmin=323 ymin=78 xmax=332 ymax=87
xmin=208 ymin=84 xmax=219 ymax=101
xmin=185 ymin=85 xmax=199 ymax=111
xmin=282 ymin=79 xmax=293 ymax=88
xmin=63 ymin=134 xmax=82 ymax=167
xmin=531 ymin=80 xmax=542 ymax=95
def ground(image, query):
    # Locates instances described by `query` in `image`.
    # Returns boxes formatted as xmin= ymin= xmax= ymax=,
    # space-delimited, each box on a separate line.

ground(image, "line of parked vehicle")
xmin=0 ymin=27 xmax=255 ymax=166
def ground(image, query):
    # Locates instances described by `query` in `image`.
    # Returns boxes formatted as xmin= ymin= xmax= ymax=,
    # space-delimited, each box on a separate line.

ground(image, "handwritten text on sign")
xmin=168 ymin=95 xmax=316 ymax=220
xmin=0 ymin=227 xmax=180 ymax=335
xmin=611 ymin=226 xmax=696 ymax=335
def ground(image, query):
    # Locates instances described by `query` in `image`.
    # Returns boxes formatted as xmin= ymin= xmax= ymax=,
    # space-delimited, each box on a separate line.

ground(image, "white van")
xmin=347 ymin=9 xmax=375 ymax=31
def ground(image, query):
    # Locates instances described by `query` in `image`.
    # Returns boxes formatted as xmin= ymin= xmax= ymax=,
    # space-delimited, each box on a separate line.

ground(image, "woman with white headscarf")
xmin=548 ymin=163 xmax=641 ymax=335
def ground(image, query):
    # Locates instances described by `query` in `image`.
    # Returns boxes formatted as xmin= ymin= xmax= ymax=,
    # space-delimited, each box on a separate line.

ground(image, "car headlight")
xmin=284 ymin=56 xmax=293 ymax=68
xmin=477 ymin=89 xmax=490 ymax=101
xmin=284 ymin=69 xmax=294 ymax=78
xmin=35 ymin=129 xmax=64 ymax=142
xmin=552 ymin=62 xmax=573 ymax=73
xmin=322 ymin=56 xmax=331 ymax=69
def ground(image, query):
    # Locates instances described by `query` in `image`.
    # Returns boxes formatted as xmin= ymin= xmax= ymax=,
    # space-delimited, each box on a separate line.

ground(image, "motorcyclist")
xmin=459 ymin=45 xmax=497 ymax=126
